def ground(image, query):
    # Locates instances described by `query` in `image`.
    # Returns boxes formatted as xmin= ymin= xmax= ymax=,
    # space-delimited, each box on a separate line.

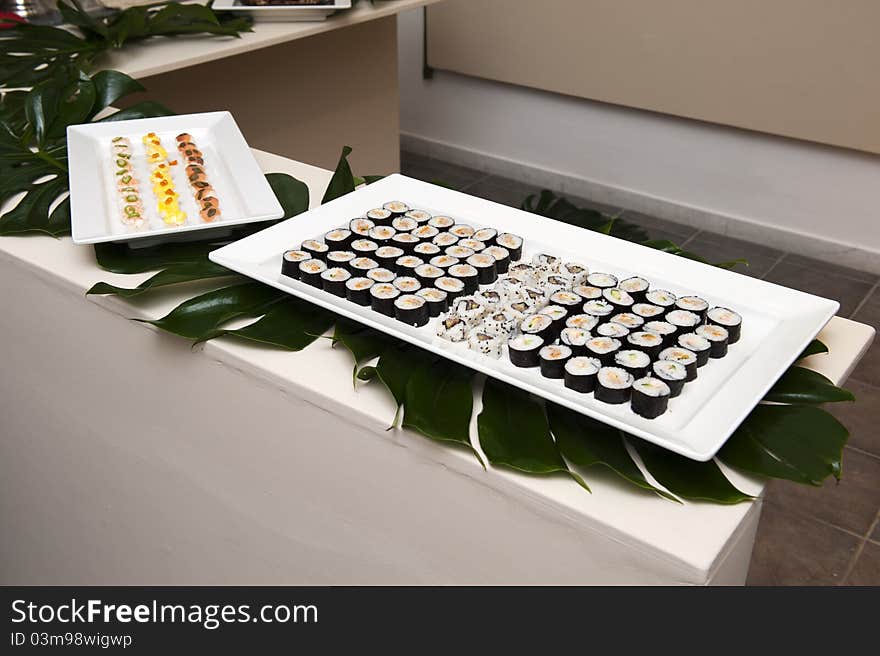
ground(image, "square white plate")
xmin=211 ymin=0 xmax=351 ymax=21
xmin=68 ymin=112 xmax=283 ymax=245
xmin=209 ymin=174 xmax=839 ymax=461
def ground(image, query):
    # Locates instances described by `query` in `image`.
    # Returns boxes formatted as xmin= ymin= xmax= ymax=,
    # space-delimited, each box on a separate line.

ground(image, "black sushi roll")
xmin=595 ymin=367 xmax=634 ymax=404
xmin=583 ymin=299 xmax=615 ymax=324
xmin=565 ymin=313 xmax=600 ymax=332
xmin=391 ymin=232 xmax=419 ymax=253
xmin=327 ymin=250 xmax=356 ymax=272
xmin=631 ymin=377 xmax=671 ymax=419
xmin=564 ymin=356 xmax=602 ymax=393
xmin=281 ymin=249 xmax=311 ymax=278
xmin=412 ymin=225 xmax=440 ymax=242
xmin=449 ymin=224 xmax=475 ymax=239
xmin=366 ymin=208 xmax=393 ymax=225
xmin=645 ymin=289 xmax=676 ymax=308
xmin=587 ymin=272 xmax=618 ymax=289
xmin=368 ymin=225 xmax=396 ymax=245
xmin=350 ymin=256 xmax=379 ymax=277
xmin=446 ymin=245 xmax=475 ymax=260
xmin=560 ymin=327 xmax=590 ymax=355
xmin=677 ymin=332 xmax=712 ymax=367
xmin=676 ymin=295 xmax=709 ymax=322
xmin=467 ymin=253 xmax=498 ymax=285
xmin=324 ymin=228 xmax=353 ymax=251
xmin=619 ymin=276 xmax=650 ymax=303
xmin=435 ymin=276 xmax=466 ymax=301
xmin=301 ymin=239 xmax=329 ymax=261
xmin=585 ymin=336 xmax=621 ymax=366
xmin=508 ymin=334 xmax=544 ymax=368
xmin=392 ymin=216 xmax=418 ymax=233
xmin=432 ymin=232 xmax=459 ymax=248
xmin=428 ymin=215 xmax=456 ymax=230
xmin=614 ymin=349 xmax=651 ymax=379
xmin=345 ymin=277 xmax=374 ymax=306
xmin=405 ymin=208 xmax=432 ymax=224
xmin=573 ymin=285 xmax=604 ymax=301
xmin=550 ymin=291 xmax=584 ymax=316
xmin=370 ymin=283 xmax=399 ymax=316
xmin=393 ymin=276 xmax=422 ymax=295
xmin=320 ymin=267 xmax=351 ymax=297
xmin=449 ymin=263 xmax=479 ymax=294
xmin=659 ymin=347 xmax=699 ymax=382
xmin=429 ymin=255 xmax=460 ymax=270
xmin=413 ymin=262 xmax=444 ymax=288
xmin=632 ymin=303 xmax=665 ymax=320
xmin=665 ymin=309 xmax=702 ymax=338
xmin=484 ymin=245 xmax=511 ymax=274
xmin=626 ymin=330 xmax=664 ymax=359
xmin=539 ymin=344 xmax=572 ymax=379
xmin=382 ymin=200 xmax=410 ymax=217
xmin=611 ymin=312 xmax=645 ymax=331
xmin=496 ymin=232 xmax=523 ymax=261
xmin=520 ymin=313 xmax=555 ymax=344
xmin=298 ymin=259 xmax=327 ymax=288
xmin=472 ymin=227 xmax=497 ymax=246
xmin=395 ymin=254 xmax=424 ymax=277
xmin=603 ymin=287 xmax=635 ymax=309
xmin=696 ymin=324 xmax=730 ymax=358
xmin=643 ymin=320 xmax=677 ymax=347
xmin=597 ymin=322 xmax=630 ymax=339
xmin=652 ymin=360 xmax=687 ymax=398
xmin=375 ymin=245 xmax=405 ymax=269
xmin=351 ymin=238 xmax=379 ymax=257
xmin=413 ymin=241 xmax=441 ymax=258
xmin=707 ymin=306 xmax=743 ymax=344
xmin=366 ymin=267 xmax=396 ymax=284
xmin=394 ymin=294 xmax=429 ymax=327
xmin=539 ymin=305 xmax=568 ymax=339
xmin=459 ymin=238 xmax=486 ymax=253
xmin=416 ymin=287 xmax=448 ymax=317
xmin=349 ymin=217 xmax=375 ymax=237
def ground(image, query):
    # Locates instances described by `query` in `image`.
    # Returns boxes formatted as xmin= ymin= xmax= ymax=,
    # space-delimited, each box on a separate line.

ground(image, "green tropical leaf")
xmin=799 ymin=339 xmax=829 ymax=359
xmin=87 ymin=260 xmax=238 ymax=297
xmin=478 ymin=378 xmax=587 ymax=490
xmin=94 ymin=240 xmax=218 ymax=273
xmin=764 ymin=366 xmax=854 ymax=405
xmin=374 ymin=341 xmax=433 ymax=408
xmin=90 ymin=70 xmax=146 ymax=114
xmin=322 ymin=145 xmax=356 ymax=203
xmin=266 ymin=172 xmax=310 ymax=220
xmin=0 ymin=177 xmax=67 ymax=236
xmin=547 ymin=403 xmax=676 ymax=500
xmin=718 ymin=405 xmax=848 ymax=485
xmin=98 ymin=101 xmax=175 ymax=123
xmin=332 ymin=319 xmax=393 ymax=381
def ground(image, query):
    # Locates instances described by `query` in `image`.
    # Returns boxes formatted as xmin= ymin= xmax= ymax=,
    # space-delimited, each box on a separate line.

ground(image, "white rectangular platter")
xmin=68 ymin=112 xmax=283 ymax=245
xmin=209 ymin=174 xmax=839 ymax=460
xmin=211 ymin=0 xmax=351 ymax=22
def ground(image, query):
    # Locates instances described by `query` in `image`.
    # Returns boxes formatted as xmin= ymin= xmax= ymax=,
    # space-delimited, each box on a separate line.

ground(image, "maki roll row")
xmin=175 ymin=133 xmax=221 ymax=222
xmin=110 ymin=136 xmax=146 ymax=229
xmin=143 ymin=132 xmax=186 ymax=226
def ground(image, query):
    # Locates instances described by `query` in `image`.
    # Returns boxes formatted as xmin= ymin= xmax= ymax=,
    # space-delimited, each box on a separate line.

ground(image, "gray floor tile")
xmin=828 ymin=380 xmax=880 ymax=458
xmin=465 ymin=175 xmax=542 ymax=209
xmin=559 ymin=193 xmax=622 ymax=217
xmin=851 ymin=288 xmax=880 ymax=387
xmin=684 ymin=231 xmax=783 ymax=278
xmin=620 ymin=211 xmax=699 ymax=243
xmin=747 ymin=504 xmax=860 ymax=585
xmin=764 ymin=447 xmax=880 ymax=536
xmin=845 ymin=541 xmax=880 ymax=585
xmin=784 ymin=253 xmax=879 ymax=285
xmin=763 ymin=258 xmax=874 ymax=316
xmin=399 ymin=151 xmax=488 ymax=190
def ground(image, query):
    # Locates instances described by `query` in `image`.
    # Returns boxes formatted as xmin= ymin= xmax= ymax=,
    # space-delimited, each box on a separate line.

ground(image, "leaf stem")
xmin=36 ymin=150 xmax=67 ymax=172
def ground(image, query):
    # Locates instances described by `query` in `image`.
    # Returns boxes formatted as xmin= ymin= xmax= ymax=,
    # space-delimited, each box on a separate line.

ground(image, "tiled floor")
xmin=401 ymin=151 xmax=880 ymax=585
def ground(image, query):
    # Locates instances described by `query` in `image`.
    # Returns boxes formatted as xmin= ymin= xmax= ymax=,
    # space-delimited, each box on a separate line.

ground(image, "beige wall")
xmin=427 ymin=0 xmax=880 ymax=153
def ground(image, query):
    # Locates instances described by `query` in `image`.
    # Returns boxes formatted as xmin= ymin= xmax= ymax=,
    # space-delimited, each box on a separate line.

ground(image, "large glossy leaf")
xmin=478 ymin=378 xmax=587 ymax=490
xmin=322 ymin=145 xmax=356 ymax=203
xmin=799 ymin=339 xmax=829 ymax=360
xmin=87 ymin=260 xmax=238 ymax=297
xmin=90 ymin=70 xmax=146 ymax=114
xmin=374 ymin=341 xmax=434 ymax=408
xmin=332 ymin=319 xmax=393 ymax=380
xmin=94 ymin=240 xmax=219 ymax=273
xmin=266 ymin=172 xmax=310 ymax=219
xmin=98 ymin=101 xmax=175 ymax=123
xmin=547 ymin=403 xmax=676 ymax=500
xmin=764 ymin=366 xmax=854 ymax=405
xmin=718 ymin=405 xmax=848 ymax=485
xmin=633 ymin=439 xmax=752 ymax=504
xmin=0 ymin=177 xmax=67 ymax=236
xmin=140 ymin=282 xmax=285 ymax=339
xmin=522 ymin=190 xmax=649 ymax=243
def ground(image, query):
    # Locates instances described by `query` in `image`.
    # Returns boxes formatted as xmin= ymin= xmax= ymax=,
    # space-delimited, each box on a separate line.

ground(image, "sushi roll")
xmin=369 ymin=225 xmax=396 ymax=244
xmin=652 ymin=360 xmax=687 ymax=398
xmin=395 ymin=255 xmax=424 ymax=277
xmin=507 ymin=301 xmax=533 ymax=321
xmin=432 ymin=232 xmax=459 ymax=248
xmin=468 ymin=331 xmax=503 ymax=359
xmin=585 ymin=336 xmax=621 ymax=366
xmin=350 ymin=257 xmax=379 ymax=276
xmin=561 ymin=262 xmax=589 ymax=286
xmin=523 ymin=286 xmax=549 ymax=309
xmin=696 ymin=324 xmax=730 ymax=358
xmin=370 ymin=283 xmax=400 ymax=317
xmin=393 ymin=276 xmax=422 ymax=294
xmin=349 ymin=218 xmax=375 ymax=236
xmin=645 ymin=289 xmax=677 ymax=308
xmin=436 ymin=313 xmax=468 ymax=342
xmin=446 ymin=245 xmax=475 ymax=260
xmin=467 ymin=253 xmax=498 ymax=285
xmin=345 ymin=277 xmax=374 ymax=305
xmin=539 ymin=305 xmax=568 ymax=337
xmin=496 ymin=232 xmax=523 ymax=261
xmin=459 ymin=238 xmax=486 ymax=253
xmin=281 ymin=249 xmax=311 ymax=278
xmin=449 ymin=263 xmax=479 ymax=294
xmin=614 ymin=349 xmax=651 ymax=379
xmin=351 ymin=238 xmax=379 ymax=257
xmin=417 ymin=287 xmax=450 ymax=317
xmin=509 ymin=262 xmax=538 ymax=285
xmin=327 ymin=250 xmax=356 ymax=271
xmin=603 ymin=287 xmax=635 ymax=309
xmin=611 ymin=312 xmax=645 ymax=330
xmin=450 ymin=224 xmax=475 ymax=239
xmin=539 ymin=344 xmax=572 ymax=379
xmin=543 ymin=275 xmax=570 ymax=296
xmin=583 ymin=299 xmax=615 ymax=323
xmin=375 ymin=245 xmax=405 ymax=269
xmin=643 ymin=320 xmax=677 ymax=347
xmin=587 ymin=272 xmax=618 ymax=289
xmin=564 ymin=357 xmax=602 ymax=393
xmin=496 ymin=278 xmax=525 ymax=303
xmin=565 ymin=313 xmax=600 ymax=332
xmin=414 ymin=263 xmax=444 ymax=288
xmin=405 ymin=209 xmax=432 ymax=223
xmin=595 ymin=367 xmax=634 ymax=404
xmin=474 ymin=289 xmax=503 ymax=312
xmin=531 ymin=253 xmax=560 ymax=275
xmin=597 ymin=322 xmax=630 ymax=339
xmin=299 ymin=259 xmax=327 ymax=288
xmin=619 ymin=276 xmax=650 ymax=302
xmin=508 ymin=334 xmax=544 ymax=368
xmin=392 ymin=216 xmax=418 ymax=233
xmin=435 ymin=276 xmax=466 ymax=301
xmin=560 ymin=327 xmax=590 ymax=355
xmin=520 ymin=313 xmax=554 ymax=343
xmin=676 ymin=295 xmax=709 ymax=322
xmin=429 ymin=215 xmax=456 ymax=230
xmin=453 ymin=296 xmax=485 ymax=327
xmin=383 ymin=200 xmax=410 ymax=217
xmin=483 ymin=310 xmax=515 ymax=337
xmin=677 ymin=332 xmax=712 ymax=367
xmin=573 ymin=285 xmax=603 ymax=301
xmin=394 ymin=294 xmax=429 ymax=327
xmin=324 ymin=228 xmax=353 ymax=251
xmin=301 ymin=239 xmax=329 ymax=260
xmin=627 ymin=330 xmax=664 ymax=359
xmin=321 ymin=267 xmax=351 ymax=297
xmin=665 ymin=309 xmax=702 ymax=337
xmin=413 ymin=225 xmax=440 ymax=241
xmin=631 ymin=377 xmax=671 ymax=419
xmin=366 ymin=208 xmax=393 ymax=225
xmin=708 ymin=306 xmax=743 ymax=344
xmin=549 ymin=291 xmax=582 ymax=315
xmin=472 ymin=227 xmax=497 ymax=245
xmin=429 ymin=255 xmax=460 ymax=270
xmin=484 ymin=246 xmax=512 ymax=274
xmin=659 ymin=347 xmax=699 ymax=382
xmin=367 ymin=267 xmax=396 ymax=284
xmin=413 ymin=242 xmax=441 ymax=258
xmin=632 ymin=303 xmax=665 ymax=320
xmin=391 ymin=232 xmax=419 ymax=253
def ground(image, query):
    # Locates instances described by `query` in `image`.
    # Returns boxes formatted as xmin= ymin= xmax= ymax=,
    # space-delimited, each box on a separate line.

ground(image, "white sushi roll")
xmin=508 ymin=262 xmax=539 ymax=286
xmin=496 ymin=278 xmax=525 ymax=303
xmin=561 ymin=262 xmax=589 ymax=286
xmin=474 ymin=289 xmax=503 ymax=313
xmin=435 ymin=313 xmax=468 ymax=342
xmin=542 ymin=274 xmax=571 ymax=296
xmin=506 ymin=300 xmax=534 ymax=321
xmin=531 ymin=253 xmax=560 ymax=274
xmin=483 ymin=310 xmax=516 ymax=337
xmin=452 ymin=296 xmax=485 ymax=327
xmin=522 ymin=286 xmax=549 ymax=310
xmin=468 ymin=330 xmax=503 ymax=359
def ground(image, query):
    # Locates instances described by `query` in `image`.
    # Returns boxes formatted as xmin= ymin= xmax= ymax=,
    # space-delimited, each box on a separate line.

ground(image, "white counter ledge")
xmin=0 ymin=150 xmax=873 ymax=585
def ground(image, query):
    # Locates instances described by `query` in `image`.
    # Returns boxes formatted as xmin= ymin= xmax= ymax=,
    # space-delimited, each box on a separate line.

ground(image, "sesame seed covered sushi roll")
xmin=474 ymin=289 xmax=502 ymax=312
xmin=659 ymin=347 xmax=699 ymax=382
xmin=345 ymin=277 xmax=374 ymax=305
xmin=631 ymin=377 xmax=671 ymax=419
xmin=281 ymin=249 xmax=311 ymax=278
xmin=468 ymin=331 xmax=503 ymax=359
xmin=436 ymin=313 xmax=468 ymax=342
xmin=508 ymin=333 xmax=544 ymax=368
xmin=507 ymin=300 xmax=533 ymax=321
xmin=543 ymin=275 xmax=571 ymax=297
xmin=561 ymin=262 xmax=589 ymax=286
xmin=564 ymin=356 xmax=602 ymax=393
xmin=508 ymin=262 xmax=538 ymax=285
xmin=595 ymin=367 xmax=634 ymax=404
xmin=677 ymin=332 xmax=712 ymax=367
xmin=707 ymin=306 xmax=743 ymax=344
xmin=539 ymin=344 xmax=572 ymax=379
xmin=483 ymin=310 xmax=515 ymax=337
xmin=531 ymin=253 xmax=560 ymax=275
xmin=652 ymin=360 xmax=687 ymax=398
xmin=696 ymin=323 xmax=730 ymax=358
xmin=370 ymin=283 xmax=400 ymax=317
xmin=453 ymin=296 xmax=485 ymax=327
